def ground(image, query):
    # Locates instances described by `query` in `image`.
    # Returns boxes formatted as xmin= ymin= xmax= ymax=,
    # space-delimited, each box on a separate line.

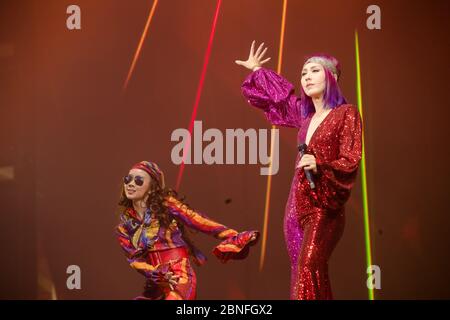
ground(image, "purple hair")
xmin=299 ymin=54 xmax=347 ymax=118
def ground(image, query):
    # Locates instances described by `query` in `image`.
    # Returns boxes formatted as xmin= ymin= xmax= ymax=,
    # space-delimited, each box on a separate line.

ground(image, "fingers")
xmin=155 ymin=272 xmax=180 ymax=291
xmin=297 ymin=158 xmax=316 ymax=169
xmin=250 ymin=40 xmax=256 ymax=57
xmin=299 ymin=161 xmax=314 ymax=167
xmin=166 ymin=273 xmax=180 ymax=281
xmin=255 ymin=42 xmax=265 ymax=58
xmin=169 ymin=274 xmax=180 ymax=290
xmin=260 ymin=57 xmax=271 ymax=65
xmin=297 ymin=159 xmax=308 ymax=167
xmin=299 ymin=155 xmax=315 ymax=163
xmin=257 ymin=47 xmax=268 ymax=60
xmin=297 ymin=164 xmax=315 ymax=171
xmin=238 ymin=41 xmax=270 ymax=69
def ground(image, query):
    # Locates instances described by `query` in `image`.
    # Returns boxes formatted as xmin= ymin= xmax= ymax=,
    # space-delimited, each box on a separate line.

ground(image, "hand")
xmin=149 ymin=270 xmax=180 ymax=291
xmin=296 ymin=154 xmax=317 ymax=174
xmin=165 ymin=272 xmax=181 ymax=291
xmin=235 ymin=40 xmax=271 ymax=71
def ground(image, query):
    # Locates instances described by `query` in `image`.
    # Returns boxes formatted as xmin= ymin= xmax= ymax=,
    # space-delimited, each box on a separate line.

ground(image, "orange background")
xmin=1 ymin=0 xmax=449 ymax=299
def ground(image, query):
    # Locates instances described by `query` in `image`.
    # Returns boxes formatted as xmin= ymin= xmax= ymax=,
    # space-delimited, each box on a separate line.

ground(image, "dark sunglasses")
xmin=124 ymin=174 xmax=144 ymax=186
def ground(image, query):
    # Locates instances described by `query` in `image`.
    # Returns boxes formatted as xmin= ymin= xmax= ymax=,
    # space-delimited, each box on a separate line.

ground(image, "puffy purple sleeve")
xmin=241 ymin=68 xmax=302 ymax=128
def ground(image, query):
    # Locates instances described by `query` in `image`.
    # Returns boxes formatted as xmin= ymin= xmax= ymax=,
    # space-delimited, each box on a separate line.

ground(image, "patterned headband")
xmin=304 ymin=56 xmax=340 ymax=79
xmin=131 ymin=161 xmax=165 ymax=188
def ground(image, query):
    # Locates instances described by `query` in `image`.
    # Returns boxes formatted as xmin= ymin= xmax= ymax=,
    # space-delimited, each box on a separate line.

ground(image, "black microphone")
xmin=298 ymin=143 xmax=316 ymax=189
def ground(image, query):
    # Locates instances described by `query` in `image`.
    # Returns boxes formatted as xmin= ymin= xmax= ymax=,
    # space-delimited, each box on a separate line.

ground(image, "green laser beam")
xmin=355 ymin=30 xmax=375 ymax=300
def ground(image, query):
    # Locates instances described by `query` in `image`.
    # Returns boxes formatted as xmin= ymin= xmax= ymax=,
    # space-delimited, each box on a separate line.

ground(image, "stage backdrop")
xmin=1 ymin=0 xmax=449 ymax=299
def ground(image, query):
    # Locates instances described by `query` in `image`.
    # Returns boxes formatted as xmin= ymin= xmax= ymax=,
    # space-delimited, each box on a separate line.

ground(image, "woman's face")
xmin=123 ymin=168 xmax=151 ymax=201
xmin=301 ymin=62 xmax=326 ymax=99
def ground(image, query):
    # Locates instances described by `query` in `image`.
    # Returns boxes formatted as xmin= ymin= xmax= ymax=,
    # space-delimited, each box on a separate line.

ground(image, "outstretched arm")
xmin=164 ymin=196 xmax=239 ymax=239
xmin=164 ymin=196 xmax=259 ymax=263
xmin=237 ymin=41 xmax=302 ymax=128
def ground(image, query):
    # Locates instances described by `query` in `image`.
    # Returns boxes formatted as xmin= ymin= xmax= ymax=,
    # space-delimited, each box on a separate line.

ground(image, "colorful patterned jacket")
xmin=116 ymin=195 xmax=259 ymax=276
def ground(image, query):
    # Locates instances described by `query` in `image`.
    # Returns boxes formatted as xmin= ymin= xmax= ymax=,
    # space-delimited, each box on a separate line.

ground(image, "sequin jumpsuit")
xmin=241 ymin=68 xmax=362 ymax=299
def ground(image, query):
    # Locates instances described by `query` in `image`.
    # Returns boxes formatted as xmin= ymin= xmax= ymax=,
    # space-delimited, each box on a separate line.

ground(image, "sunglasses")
xmin=123 ymin=174 xmax=145 ymax=186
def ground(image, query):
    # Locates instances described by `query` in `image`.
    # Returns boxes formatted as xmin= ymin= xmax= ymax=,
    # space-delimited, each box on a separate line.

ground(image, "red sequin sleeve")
xmin=312 ymin=106 xmax=363 ymax=210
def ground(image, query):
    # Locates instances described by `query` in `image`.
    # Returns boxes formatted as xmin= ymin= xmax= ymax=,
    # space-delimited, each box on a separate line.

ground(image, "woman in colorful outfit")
xmin=116 ymin=160 xmax=259 ymax=300
xmin=236 ymin=41 xmax=363 ymax=299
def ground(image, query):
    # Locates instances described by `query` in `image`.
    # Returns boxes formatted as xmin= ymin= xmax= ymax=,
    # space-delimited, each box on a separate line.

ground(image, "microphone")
xmin=298 ymin=143 xmax=316 ymax=189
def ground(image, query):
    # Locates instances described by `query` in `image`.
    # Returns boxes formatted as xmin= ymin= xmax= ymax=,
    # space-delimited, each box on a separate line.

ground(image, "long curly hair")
xmin=117 ymin=175 xmax=198 ymax=257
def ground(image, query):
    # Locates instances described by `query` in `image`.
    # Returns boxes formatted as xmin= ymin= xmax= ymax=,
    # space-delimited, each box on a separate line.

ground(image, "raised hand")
xmin=235 ymin=40 xmax=271 ymax=71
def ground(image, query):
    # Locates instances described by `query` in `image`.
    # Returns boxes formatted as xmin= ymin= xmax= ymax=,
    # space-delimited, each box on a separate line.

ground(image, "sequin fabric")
xmin=241 ymin=68 xmax=362 ymax=299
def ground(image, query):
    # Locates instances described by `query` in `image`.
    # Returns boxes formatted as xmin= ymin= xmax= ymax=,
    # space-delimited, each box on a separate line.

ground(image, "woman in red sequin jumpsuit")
xmin=236 ymin=41 xmax=362 ymax=299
